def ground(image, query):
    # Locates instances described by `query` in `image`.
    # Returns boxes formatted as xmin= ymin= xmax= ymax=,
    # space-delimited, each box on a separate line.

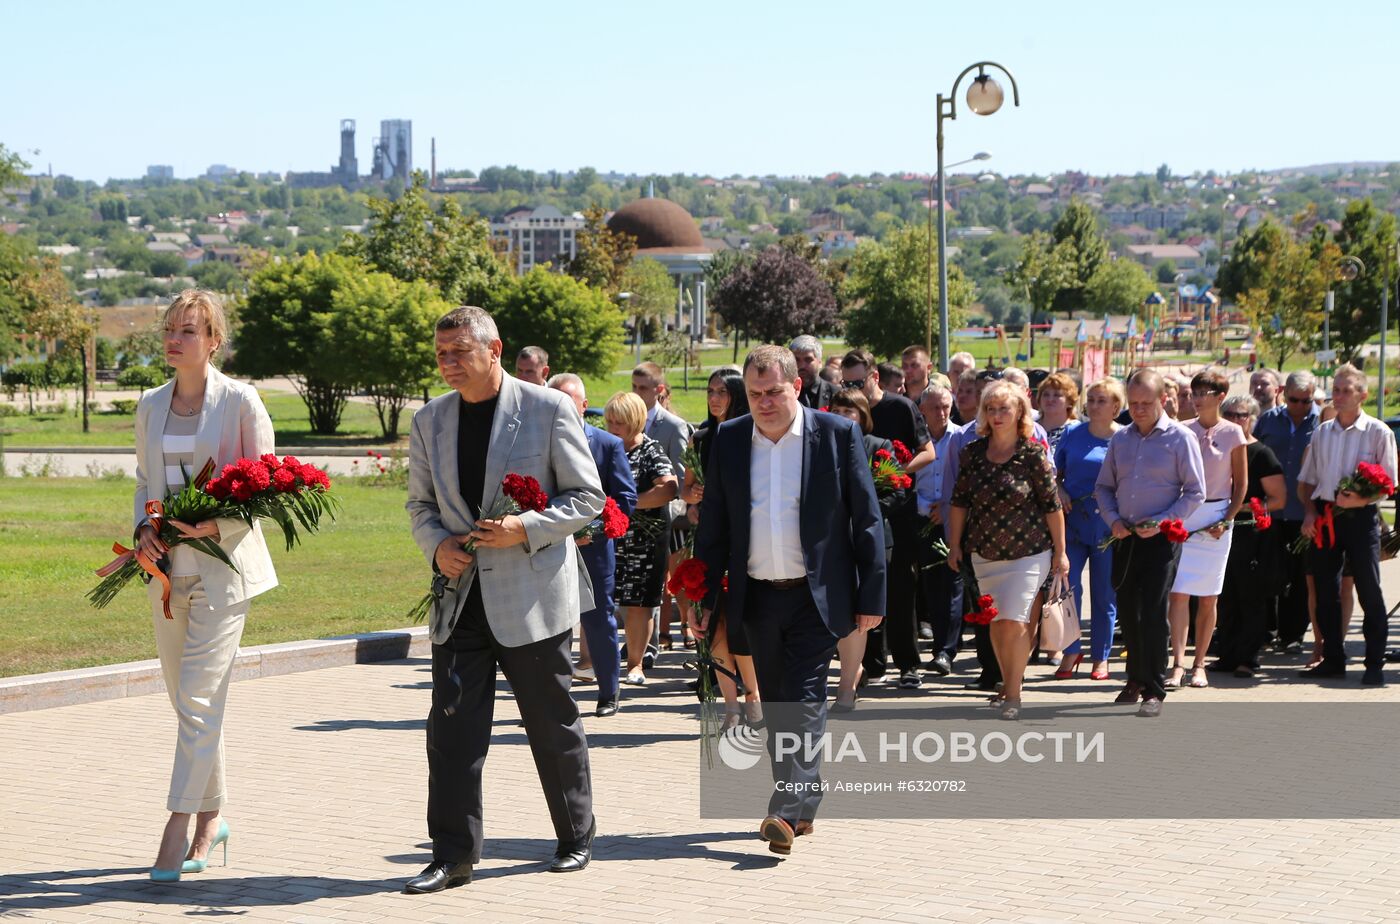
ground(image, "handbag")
xmin=1037 ymin=573 xmax=1081 ymax=654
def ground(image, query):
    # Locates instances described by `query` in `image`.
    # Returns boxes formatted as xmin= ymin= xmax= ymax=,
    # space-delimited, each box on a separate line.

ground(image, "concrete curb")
xmin=0 ymin=626 xmax=430 ymax=715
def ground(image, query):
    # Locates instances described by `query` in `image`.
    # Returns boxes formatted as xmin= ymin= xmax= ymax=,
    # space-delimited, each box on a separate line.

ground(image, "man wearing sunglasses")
xmin=1253 ymin=371 xmax=1319 ymax=655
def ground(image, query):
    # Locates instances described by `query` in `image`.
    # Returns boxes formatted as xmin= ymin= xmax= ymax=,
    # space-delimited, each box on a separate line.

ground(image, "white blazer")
xmin=134 ymin=365 xmax=279 ymax=610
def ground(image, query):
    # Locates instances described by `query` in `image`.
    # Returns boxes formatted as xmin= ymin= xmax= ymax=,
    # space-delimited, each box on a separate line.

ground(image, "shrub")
xmin=109 ymin=399 xmax=138 ymax=415
xmin=116 ymin=365 xmax=167 ymax=390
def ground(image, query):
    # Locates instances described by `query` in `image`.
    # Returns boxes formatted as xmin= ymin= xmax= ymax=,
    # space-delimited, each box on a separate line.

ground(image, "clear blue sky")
xmin=7 ymin=0 xmax=1398 ymax=182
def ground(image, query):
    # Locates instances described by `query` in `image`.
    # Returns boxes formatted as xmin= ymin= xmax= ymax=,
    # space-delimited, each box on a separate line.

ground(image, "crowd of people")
xmin=132 ymin=289 xmax=1397 ymax=881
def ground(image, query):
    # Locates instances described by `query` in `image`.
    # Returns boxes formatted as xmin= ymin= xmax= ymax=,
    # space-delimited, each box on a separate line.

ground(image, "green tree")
xmin=1216 ymin=220 xmax=1290 ymax=302
xmin=842 ymin=225 xmax=973 ymax=359
xmin=486 ymin=267 xmax=626 ymax=377
xmin=236 ymin=251 xmax=365 ymax=434
xmin=566 ymin=205 xmax=637 ymax=293
xmin=1331 ymin=199 xmax=1399 ymax=363
xmin=341 ymin=171 xmax=507 ymax=307
xmin=713 ymin=245 xmax=841 ymax=349
xmin=1236 ymin=233 xmax=1338 ymax=369
xmin=1011 ymin=230 xmax=1075 ymax=321
xmin=334 ymin=271 xmax=449 ymax=438
xmin=1084 ymin=257 xmax=1156 ymax=316
xmin=1047 ymin=199 xmax=1109 ymax=315
xmin=1 ymin=143 xmax=31 ymax=201
xmin=619 ymin=257 xmax=675 ymax=338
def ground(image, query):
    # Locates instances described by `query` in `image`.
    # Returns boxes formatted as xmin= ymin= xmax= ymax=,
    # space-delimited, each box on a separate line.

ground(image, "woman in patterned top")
xmin=948 ymin=381 xmax=1068 ymax=720
xmin=606 ymin=391 xmax=678 ymax=686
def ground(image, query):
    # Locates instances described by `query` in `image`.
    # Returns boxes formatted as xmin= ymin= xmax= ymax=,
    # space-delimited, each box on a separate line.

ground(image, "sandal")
xmin=1165 ymin=664 xmax=1184 ymax=689
xmin=1188 ymin=668 xmax=1209 ymax=689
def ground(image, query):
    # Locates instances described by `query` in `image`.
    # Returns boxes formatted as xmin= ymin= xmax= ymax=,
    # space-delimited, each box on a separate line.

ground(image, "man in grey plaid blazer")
xmin=404 ymin=307 xmax=605 ymax=894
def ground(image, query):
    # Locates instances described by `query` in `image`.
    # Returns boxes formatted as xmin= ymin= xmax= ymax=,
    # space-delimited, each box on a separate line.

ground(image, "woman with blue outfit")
xmin=1053 ymin=377 xmax=1124 ymax=681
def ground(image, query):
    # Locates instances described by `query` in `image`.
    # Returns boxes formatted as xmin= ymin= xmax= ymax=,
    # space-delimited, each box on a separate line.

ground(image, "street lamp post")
xmin=925 ymin=155 xmax=992 ymax=358
xmin=934 ymin=62 xmax=1020 ymax=371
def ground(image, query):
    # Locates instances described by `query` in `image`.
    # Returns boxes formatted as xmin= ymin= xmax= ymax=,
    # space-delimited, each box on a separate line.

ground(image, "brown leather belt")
xmin=750 ymin=576 xmax=807 ymax=590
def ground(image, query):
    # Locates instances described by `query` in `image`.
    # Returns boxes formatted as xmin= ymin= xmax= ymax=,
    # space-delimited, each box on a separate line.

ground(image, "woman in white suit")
xmin=133 ymin=290 xmax=278 ymax=881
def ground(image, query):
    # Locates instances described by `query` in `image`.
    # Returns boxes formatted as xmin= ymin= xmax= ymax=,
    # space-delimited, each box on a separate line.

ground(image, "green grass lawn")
xmin=1 ymin=391 xmax=404 ymax=450
xmin=0 ymin=476 xmax=431 ymax=677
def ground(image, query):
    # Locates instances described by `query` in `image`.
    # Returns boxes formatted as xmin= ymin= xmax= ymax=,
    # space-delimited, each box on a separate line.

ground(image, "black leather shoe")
xmin=1114 ymin=681 xmax=1142 ymax=704
xmin=404 ymin=861 xmax=472 ymax=894
xmin=928 ymin=652 xmax=952 ymax=676
xmin=595 ymin=698 xmax=618 ymax=717
xmin=550 ymin=816 xmax=596 ymax=873
xmin=1299 ymin=663 xmax=1346 ymax=679
xmin=1361 ymin=668 xmax=1385 ymax=686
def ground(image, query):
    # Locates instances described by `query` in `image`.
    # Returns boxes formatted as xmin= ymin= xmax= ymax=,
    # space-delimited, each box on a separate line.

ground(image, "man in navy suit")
xmin=693 ymin=345 xmax=886 ymax=856
xmin=549 ymin=374 xmax=638 ymax=717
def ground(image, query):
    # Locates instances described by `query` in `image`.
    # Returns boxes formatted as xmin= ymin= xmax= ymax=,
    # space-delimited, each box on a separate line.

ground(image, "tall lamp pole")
xmin=935 ymin=61 xmax=1020 ymax=371
xmin=1380 ymin=242 xmax=1396 ymax=419
xmin=925 ymin=154 xmax=992 ymax=357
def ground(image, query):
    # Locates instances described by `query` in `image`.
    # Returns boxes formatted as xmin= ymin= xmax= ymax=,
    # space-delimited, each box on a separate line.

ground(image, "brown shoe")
xmin=1114 ymin=681 xmax=1142 ymax=704
xmin=759 ymin=815 xmax=795 ymax=855
xmin=794 ymin=820 xmax=815 ymax=838
xmin=1137 ymin=697 xmax=1162 ymax=718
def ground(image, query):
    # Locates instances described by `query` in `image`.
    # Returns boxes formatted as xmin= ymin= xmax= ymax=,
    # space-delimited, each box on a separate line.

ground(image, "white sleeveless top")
xmin=161 ymin=411 xmax=201 ymax=577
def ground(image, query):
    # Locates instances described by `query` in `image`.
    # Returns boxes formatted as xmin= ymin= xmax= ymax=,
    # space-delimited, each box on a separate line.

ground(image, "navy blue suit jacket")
xmin=694 ymin=406 xmax=886 ymax=638
xmin=581 ymin=424 xmax=638 ymax=573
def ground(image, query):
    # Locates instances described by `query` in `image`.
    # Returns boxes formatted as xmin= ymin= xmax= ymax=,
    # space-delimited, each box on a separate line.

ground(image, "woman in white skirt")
xmin=1168 ymin=369 xmax=1247 ymax=689
xmin=133 ymin=290 xmax=279 ymax=880
xmin=948 ymin=381 xmax=1069 ymax=720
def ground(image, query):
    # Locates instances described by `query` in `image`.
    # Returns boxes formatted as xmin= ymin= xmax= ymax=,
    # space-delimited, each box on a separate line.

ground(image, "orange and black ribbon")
xmin=94 ymin=500 xmax=174 ymax=618
xmin=1313 ymin=502 xmax=1336 ymax=550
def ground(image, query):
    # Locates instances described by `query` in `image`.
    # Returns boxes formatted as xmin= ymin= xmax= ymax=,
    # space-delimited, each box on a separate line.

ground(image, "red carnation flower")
xmin=721 ymin=575 xmax=729 ymax=593
xmin=244 ymin=463 xmax=271 ymax=493
xmin=600 ymin=498 xmax=630 ymax=539
xmin=229 ymin=477 xmax=254 ymax=502
xmin=1159 ymin=519 xmax=1189 ymax=543
xmin=1357 ymin=461 xmax=1395 ymax=497
xmin=672 ymin=558 xmax=709 ymax=601
xmin=272 ymin=468 xmax=297 ymax=493
xmin=874 ymin=448 xmax=893 ymax=463
xmin=260 ymin=453 xmax=280 ymax=471
xmin=281 ymin=455 xmax=302 ymax=470
xmin=890 ymin=440 xmax=913 ymax=466
xmin=206 ymin=477 xmax=232 ymax=501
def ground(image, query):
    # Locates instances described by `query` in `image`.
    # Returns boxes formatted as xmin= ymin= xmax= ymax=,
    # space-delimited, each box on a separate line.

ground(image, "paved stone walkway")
xmin=3 ymin=627 xmax=1400 ymax=923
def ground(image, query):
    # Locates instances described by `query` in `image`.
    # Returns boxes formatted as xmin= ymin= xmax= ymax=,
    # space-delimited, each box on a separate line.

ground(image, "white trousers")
xmin=150 ymin=575 xmax=248 ymax=813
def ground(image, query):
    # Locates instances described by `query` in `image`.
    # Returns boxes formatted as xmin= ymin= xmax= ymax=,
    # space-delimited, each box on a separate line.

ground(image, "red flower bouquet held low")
xmin=408 ymin=473 xmax=549 ymax=623
xmin=576 ymin=497 xmax=631 ymax=542
xmin=870 ymin=448 xmax=913 ymax=496
xmin=890 ymin=440 xmax=914 ymax=466
xmin=964 ymin=593 xmax=998 ymax=626
xmin=89 ymin=456 xmax=339 ymax=618
xmin=1340 ymin=461 xmax=1395 ymax=501
xmin=1097 ymin=518 xmax=1189 ymax=551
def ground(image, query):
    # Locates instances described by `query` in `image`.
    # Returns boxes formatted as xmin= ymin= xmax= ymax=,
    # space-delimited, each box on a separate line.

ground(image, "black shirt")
xmin=1238 ymin=440 xmax=1284 ymax=518
xmin=457 ymin=394 xmax=499 ymax=518
xmin=870 ymin=391 xmax=930 ymax=451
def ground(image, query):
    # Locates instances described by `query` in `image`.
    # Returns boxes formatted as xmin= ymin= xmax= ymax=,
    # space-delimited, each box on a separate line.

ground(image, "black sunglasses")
xmin=1286 ymin=396 xmax=1313 ymax=405
xmin=1222 ymin=411 xmax=1250 ymax=420
xmin=841 ymin=377 xmax=866 ymax=390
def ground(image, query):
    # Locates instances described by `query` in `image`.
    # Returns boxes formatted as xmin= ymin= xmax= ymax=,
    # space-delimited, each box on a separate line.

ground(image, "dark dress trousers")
xmin=579 ymin=425 xmax=638 ymax=700
xmin=695 ymin=407 xmax=886 ymax=823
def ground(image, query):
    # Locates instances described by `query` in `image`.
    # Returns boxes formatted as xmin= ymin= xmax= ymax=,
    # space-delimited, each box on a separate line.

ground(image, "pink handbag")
xmin=1037 ymin=574 xmax=1081 ymax=654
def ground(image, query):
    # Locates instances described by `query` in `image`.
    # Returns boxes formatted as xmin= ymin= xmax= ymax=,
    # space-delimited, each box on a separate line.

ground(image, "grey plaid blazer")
xmin=407 ymin=375 xmax=605 ymax=647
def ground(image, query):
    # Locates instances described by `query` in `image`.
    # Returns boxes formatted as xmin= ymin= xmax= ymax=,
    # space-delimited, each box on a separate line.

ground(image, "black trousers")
xmin=879 ymin=504 xmax=924 ymax=672
xmin=427 ymin=586 xmax=593 ymax=864
xmin=744 ymin=580 xmax=839 ymax=823
xmin=1273 ymin=520 xmax=1311 ymax=645
xmin=1215 ymin=525 xmax=1272 ymax=670
xmin=1112 ymin=534 xmax=1181 ymax=701
xmin=1312 ymin=505 xmax=1388 ymax=670
xmin=919 ymin=522 xmax=963 ymax=660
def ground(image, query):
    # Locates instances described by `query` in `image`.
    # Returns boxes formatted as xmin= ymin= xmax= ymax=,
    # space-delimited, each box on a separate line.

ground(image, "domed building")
xmin=607 ymin=195 xmax=711 ymax=341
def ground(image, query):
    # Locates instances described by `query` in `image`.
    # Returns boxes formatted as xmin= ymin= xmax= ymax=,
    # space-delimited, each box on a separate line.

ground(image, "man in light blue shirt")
xmin=915 ymin=386 xmax=960 ymax=674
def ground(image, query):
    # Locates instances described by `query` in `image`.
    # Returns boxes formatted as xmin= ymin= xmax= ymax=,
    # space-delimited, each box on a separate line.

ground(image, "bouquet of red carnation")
xmin=871 ymin=448 xmax=913 ymax=496
xmin=1097 ymin=517 xmax=1189 ymax=550
xmin=890 ymin=440 xmax=914 ymax=466
xmin=89 ymin=455 xmax=338 ymax=617
xmin=407 ymin=473 xmax=549 ymax=623
xmin=666 ymin=556 xmax=727 ymax=766
xmin=1339 ymin=461 xmax=1395 ymax=501
xmin=1237 ymin=497 xmax=1273 ymax=532
xmin=575 ymin=497 xmax=630 ymax=542
xmin=964 ymin=593 xmax=999 ymax=626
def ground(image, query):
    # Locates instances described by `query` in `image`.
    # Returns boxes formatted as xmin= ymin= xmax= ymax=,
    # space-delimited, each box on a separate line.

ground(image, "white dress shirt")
xmin=748 ymin=410 xmax=807 ymax=580
xmin=1298 ymin=410 xmax=1399 ymax=502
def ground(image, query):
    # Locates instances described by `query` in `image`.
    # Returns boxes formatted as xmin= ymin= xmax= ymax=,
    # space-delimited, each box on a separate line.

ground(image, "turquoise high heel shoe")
xmin=181 ymin=819 xmax=230 ymax=873
xmin=150 ymin=840 xmax=189 ymax=882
